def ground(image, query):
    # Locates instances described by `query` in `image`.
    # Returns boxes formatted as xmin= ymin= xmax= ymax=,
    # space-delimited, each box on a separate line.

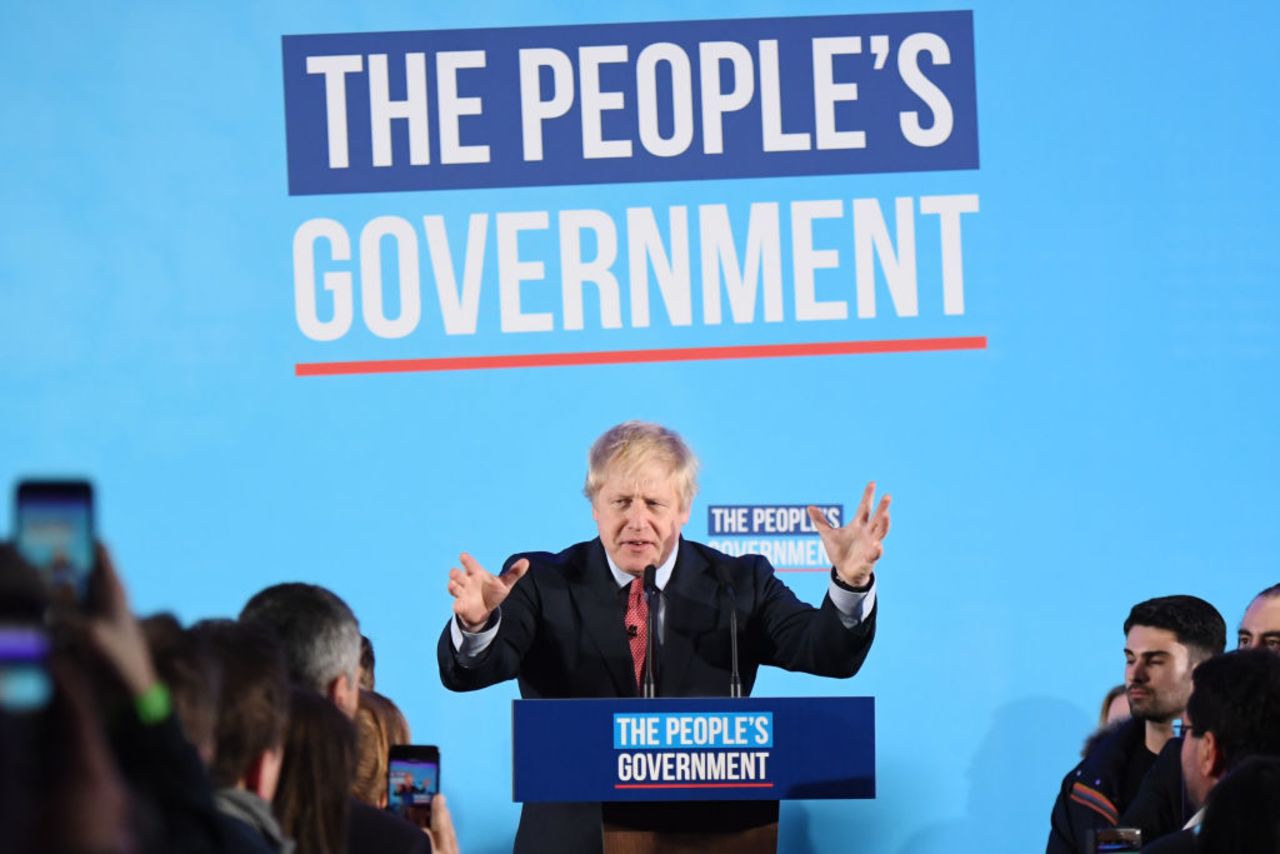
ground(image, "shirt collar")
xmin=605 ymin=539 xmax=679 ymax=590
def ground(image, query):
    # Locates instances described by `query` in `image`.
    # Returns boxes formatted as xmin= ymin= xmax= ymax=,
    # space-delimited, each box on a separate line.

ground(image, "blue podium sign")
xmin=512 ymin=696 xmax=875 ymax=802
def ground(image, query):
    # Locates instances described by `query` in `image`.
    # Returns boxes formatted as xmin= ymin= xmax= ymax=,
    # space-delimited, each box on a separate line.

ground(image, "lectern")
xmin=513 ymin=696 xmax=875 ymax=853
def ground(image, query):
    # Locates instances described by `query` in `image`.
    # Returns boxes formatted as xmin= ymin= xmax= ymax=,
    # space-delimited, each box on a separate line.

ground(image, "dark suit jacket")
xmin=437 ymin=537 xmax=877 ymax=852
xmin=348 ymin=799 xmax=430 ymax=854
xmin=1141 ymin=827 xmax=1197 ymax=854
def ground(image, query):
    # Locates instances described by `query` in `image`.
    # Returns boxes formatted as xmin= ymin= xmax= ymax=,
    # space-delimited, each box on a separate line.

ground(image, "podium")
xmin=513 ymin=696 xmax=875 ymax=853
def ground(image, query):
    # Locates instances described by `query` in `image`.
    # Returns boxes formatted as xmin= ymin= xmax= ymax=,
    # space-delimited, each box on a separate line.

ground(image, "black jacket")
xmin=1047 ymin=718 xmax=1150 ymax=854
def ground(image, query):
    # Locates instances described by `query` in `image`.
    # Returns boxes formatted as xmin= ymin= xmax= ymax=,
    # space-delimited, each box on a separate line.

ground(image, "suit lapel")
xmin=660 ymin=539 xmax=723 ymax=694
xmin=569 ymin=539 xmax=637 ymax=696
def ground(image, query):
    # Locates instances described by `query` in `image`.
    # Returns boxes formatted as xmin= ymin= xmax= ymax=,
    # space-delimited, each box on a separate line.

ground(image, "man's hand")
xmin=447 ymin=553 xmax=529 ymax=632
xmin=807 ymin=482 xmax=891 ymax=588
xmin=427 ymin=793 xmax=459 ymax=854
xmin=84 ymin=544 xmax=160 ymax=699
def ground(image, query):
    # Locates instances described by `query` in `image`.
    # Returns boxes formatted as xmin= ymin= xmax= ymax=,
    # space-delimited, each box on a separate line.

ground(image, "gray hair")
xmin=239 ymin=583 xmax=361 ymax=694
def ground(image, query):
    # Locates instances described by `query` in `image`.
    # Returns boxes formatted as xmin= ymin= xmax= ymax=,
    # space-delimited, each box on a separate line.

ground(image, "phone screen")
xmin=387 ymin=747 xmax=439 ymax=827
xmin=1093 ymin=828 xmax=1142 ymax=852
xmin=0 ymin=626 xmax=52 ymax=713
xmin=14 ymin=481 xmax=94 ymax=602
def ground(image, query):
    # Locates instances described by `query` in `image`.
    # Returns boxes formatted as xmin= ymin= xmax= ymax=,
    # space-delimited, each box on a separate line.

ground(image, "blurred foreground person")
xmin=274 ymin=688 xmax=357 ymax=854
xmin=1141 ymin=649 xmax=1280 ymax=853
xmin=1196 ymin=755 xmax=1280 ymax=854
xmin=2 ymin=543 xmax=225 ymax=854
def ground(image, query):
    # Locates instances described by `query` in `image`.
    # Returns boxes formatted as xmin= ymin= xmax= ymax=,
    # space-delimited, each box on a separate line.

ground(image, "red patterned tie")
xmin=625 ymin=578 xmax=648 ymax=689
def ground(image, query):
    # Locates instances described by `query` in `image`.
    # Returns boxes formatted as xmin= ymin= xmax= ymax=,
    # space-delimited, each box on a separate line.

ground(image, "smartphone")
xmin=1092 ymin=827 xmax=1142 ymax=852
xmin=14 ymin=480 xmax=95 ymax=603
xmin=387 ymin=745 xmax=439 ymax=828
xmin=0 ymin=625 xmax=52 ymax=714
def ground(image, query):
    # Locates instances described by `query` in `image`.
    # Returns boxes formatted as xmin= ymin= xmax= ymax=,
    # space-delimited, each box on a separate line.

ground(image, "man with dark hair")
xmin=1118 ymin=583 xmax=1280 ymax=846
xmin=241 ymin=584 xmax=449 ymax=854
xmin=1141 ymin=649 xmax=1280 ymax=852
xmin=1046 ymin=595 xmax=1225 ymax=854
xmin=196 ymin=620 xmax=294 ymax=854
xmin=1237 ymin=583 xmax=1280 ymax=651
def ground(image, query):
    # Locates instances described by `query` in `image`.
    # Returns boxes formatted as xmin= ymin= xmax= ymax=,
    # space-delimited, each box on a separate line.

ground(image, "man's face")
xmin=1124 ymin=625 xmax=1195 ymax=723
xmin=592 ymin=460 xmax=690 ymax=576
xmin=1238 ymin=595 xmax=1280 ymax=651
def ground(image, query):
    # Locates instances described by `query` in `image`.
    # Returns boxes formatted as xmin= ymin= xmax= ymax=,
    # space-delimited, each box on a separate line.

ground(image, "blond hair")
xmin=351 ymin=689 xmax=411 ymax=807
xmin=583 ymin=421 xmax=699 ymax=509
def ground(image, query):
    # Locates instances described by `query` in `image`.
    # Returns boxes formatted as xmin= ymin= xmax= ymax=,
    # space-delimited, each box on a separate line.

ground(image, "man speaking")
xmin=437 ymin=421 xmax=889 ymax=852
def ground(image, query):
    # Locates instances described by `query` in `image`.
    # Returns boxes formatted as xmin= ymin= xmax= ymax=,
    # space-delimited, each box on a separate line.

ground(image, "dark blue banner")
xmin=282 ymin=12 xmax=977 ymax=195
xmin=512 ymin=696 xmax=875 ymax=802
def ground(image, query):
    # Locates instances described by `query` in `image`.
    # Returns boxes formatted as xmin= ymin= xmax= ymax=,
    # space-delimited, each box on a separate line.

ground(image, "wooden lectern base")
xmin=602 ymin=821 xmax=778 ymax=854
xmin=602 ymin=801 xmax=780 ymax=854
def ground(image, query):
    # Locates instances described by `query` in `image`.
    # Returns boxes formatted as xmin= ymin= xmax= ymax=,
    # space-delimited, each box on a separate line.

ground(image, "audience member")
xmin=1080 ymin=685 xmax=1132 ymax=758
xmin=2 ymin=543 xmax=227 ymax=854
xmin=352 ymin=688 xmax=411 ymax=808
xmin=1237 ymin=583 xmax=1280 ymax=651
xmin=1141 ymin=649 xmax=1280 ymax=852
xmin=1196 ymin=755 xmax=1280 ymax=854
xmin=1047 ymin=595 xmax=1225 ymax=854
xmin=142 ymin=614 xmax=222 ymax=766
xmin=1120 ymin=585 xmax=1280 ymax=844
xmin=197 ymin=619 xmax=294 ymax=854
xmin=1100 ymin=684 xmax=1130 ymax=727
xmin=360 ymin=634 xmax=376 ymax=691
xmin=274 ymin=688 xmax=357 ymax=854
xmin=241 ymin=583 xmax=450 ymax=854
xmin=240 ymin=583 xmax=362 ymax=718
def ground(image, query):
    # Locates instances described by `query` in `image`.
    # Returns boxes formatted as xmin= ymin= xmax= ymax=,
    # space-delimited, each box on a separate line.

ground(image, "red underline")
xmin=614 ymin=782 xmax=775 ymax=789
xmin=295 ymin=335 xmax=987 ymax=377
xmin=775 ymin=568 xmax=829 ymax=573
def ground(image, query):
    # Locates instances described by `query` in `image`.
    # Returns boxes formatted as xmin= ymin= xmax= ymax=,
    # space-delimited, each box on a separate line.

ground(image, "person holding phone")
xmin=242 ymin=584 xmax=458 ymax=854
xmin=437 ymin=420 xmax=888 ymax=854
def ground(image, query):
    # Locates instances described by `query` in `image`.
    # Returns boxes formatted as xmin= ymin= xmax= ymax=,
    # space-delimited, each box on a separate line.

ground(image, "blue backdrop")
xmin=3 ymin=2 xmax=1277 ymax=851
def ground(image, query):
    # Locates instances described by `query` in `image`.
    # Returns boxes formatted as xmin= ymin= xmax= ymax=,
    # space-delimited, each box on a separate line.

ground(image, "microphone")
xmin=626 ymin=624 xmax=638 ymax=638
xmin=712 ymin=563 xmax=743 ymax=698
xmin=642 ymin=564 xmax=658 ymax=699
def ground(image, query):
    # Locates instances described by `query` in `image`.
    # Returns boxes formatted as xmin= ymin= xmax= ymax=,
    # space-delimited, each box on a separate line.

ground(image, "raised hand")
xmin=447 ymin=552 xmax=530 ymax=631
xmin=84 ymin=544 xmax=160 ymax=699
xmin=807 ymin=482 xmax=891 ymax=587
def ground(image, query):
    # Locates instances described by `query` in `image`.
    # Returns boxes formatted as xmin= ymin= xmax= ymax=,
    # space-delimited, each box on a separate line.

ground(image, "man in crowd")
xmin=242 ymin=583 xmax=455 ymax=854
xmin=1117 ymin=581 xmax=1280 ymax=845
xmin=1142 ymin=648 xmax=1280 ymax=852
xmin=200 ymin=621 xmax=294 ymax=854
xmin=1237 ymin=583 xmax=1280 ymax=651
xmin=438 ymin=420 xmax=890 ymax=853
xmin=1046 ymin=595 xmax=1225 ymax=853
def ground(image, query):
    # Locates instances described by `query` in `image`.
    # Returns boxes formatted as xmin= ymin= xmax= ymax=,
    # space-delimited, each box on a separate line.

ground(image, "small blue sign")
xmin=513 ymin=696 xmax=874 ymax=802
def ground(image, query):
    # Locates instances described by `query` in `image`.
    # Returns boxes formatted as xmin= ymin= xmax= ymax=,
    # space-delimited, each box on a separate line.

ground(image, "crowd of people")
xmin=3 ymin=451 xmax=1277 ymax=852
xmin=1047 ymin=585 xmax=1280 ymax=853
xmin=0 ymin=542 xmax=458 ymax=854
